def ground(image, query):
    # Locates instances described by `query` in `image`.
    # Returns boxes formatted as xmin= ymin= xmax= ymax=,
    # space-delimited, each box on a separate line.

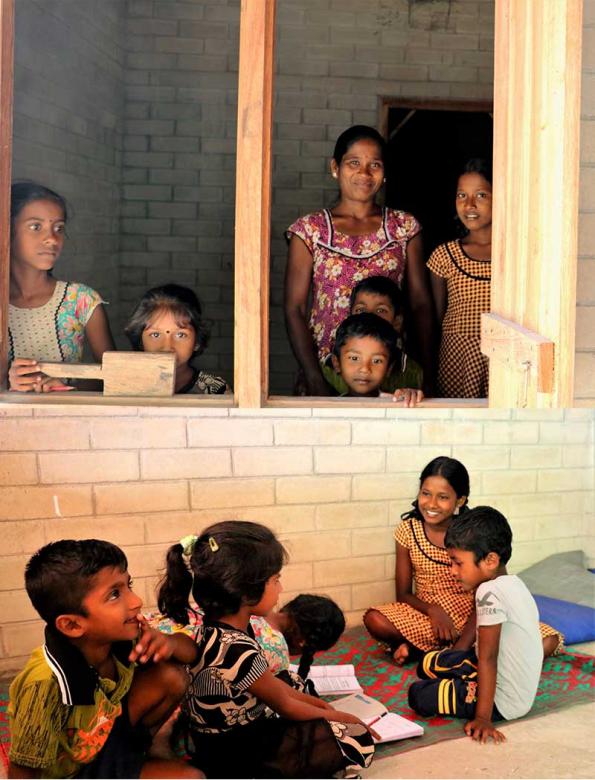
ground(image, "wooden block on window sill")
xmin=481 ymin=313 xmax=555 ymax=393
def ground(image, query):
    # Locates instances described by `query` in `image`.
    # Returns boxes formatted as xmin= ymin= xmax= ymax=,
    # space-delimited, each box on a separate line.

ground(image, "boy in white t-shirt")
xmin=408 ymin=506 xmax=543 ymax=743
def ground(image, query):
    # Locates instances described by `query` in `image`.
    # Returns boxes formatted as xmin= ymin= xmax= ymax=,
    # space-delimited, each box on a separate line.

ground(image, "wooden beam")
xmin=489 ymin=0 xmax=583 ymax=407
xmin=0 ymin=0 xmax=14 ymax=390
xmin=234 ymin=0 xmax=275 ymax=407
xmin=481 ymin=313 xmax=554 ymax=397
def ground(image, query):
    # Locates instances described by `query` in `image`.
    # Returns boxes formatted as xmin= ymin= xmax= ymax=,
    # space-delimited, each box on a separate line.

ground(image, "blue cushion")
xmin=534 ymin=594 xmax=595 ymax=644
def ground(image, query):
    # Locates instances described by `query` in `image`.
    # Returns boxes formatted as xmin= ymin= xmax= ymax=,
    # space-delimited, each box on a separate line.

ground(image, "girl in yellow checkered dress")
xmin=427 ymin=159 xmax=492 ymax=398
xmin=364 ymin=457 xmax=563 ymax=665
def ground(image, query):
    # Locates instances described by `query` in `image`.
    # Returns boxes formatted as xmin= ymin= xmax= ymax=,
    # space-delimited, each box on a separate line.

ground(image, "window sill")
xmin=0 ymin=391 xmax=235 ymax=409
xmin=266 ymin=396 xmax=489 ymax=408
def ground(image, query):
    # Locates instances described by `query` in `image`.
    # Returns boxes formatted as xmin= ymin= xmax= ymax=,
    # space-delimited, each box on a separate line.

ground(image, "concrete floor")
xmin=364 ymin=641 xmax=595 ymax=780
xmin=1 ymin=643 xmax=593 ymax=779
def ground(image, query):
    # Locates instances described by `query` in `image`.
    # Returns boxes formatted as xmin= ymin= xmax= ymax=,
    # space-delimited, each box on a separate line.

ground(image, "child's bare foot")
xmin=392 ymin=643 xmax=410 ymax=665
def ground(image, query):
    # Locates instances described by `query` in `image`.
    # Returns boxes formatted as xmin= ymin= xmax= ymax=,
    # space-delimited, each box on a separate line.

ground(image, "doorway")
xmin=382 ymin=100 xmax=493 ymax=257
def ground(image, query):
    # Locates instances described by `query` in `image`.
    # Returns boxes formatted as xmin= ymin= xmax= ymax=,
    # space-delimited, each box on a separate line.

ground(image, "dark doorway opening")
xmin=383 ymin=100 xmax=493 ymax=258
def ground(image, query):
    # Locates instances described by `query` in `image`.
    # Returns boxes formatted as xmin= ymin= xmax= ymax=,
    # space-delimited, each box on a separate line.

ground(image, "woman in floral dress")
xmin=284 ymin=125 xmax=435 ymax=396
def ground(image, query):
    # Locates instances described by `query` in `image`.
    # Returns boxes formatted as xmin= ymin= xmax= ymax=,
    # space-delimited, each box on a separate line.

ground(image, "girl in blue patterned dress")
xmin=158 ymin=521 xmax=375 ymax=778
xmin=8 ymin=182 xmax=115 ymax=392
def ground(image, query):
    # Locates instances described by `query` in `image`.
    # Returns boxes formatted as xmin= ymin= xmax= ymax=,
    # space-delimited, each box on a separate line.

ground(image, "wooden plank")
xmin=0 ymin=393 xmax=233 ymax=408
xmin=0 ymin=0 xmax=14 ymax=391
xmin=234 ymin=0 xmax=275 ymax=408
xmin=481 ymin=313 xmax=554 ymax=395
xmin=38 ymin=352 xmax=176 ymax=397
xmin=490 ymin=0 xmax=582 ymax=407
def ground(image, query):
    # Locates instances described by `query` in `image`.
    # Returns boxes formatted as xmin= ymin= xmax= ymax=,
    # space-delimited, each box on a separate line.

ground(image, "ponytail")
xmin=297 ymin=646 xmax=316 ymax=680
xmin=157 ymin=543 xmax=193 ymax=626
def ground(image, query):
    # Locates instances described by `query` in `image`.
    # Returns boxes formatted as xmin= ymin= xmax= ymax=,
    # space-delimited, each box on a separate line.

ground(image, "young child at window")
xmin=157 ymin=521 xmax=375 ymax=779
xmin=8 ymin=182 xmax=115 ymax=392
xmin=322 ymin=276 xmax=423 ymax=398
xmin=408 ymin=506 xmax=544 ymax=743
xmin=125 ymin=284 xmax=231 ymax=395
xmin=8 ymin=539 xmax=202 ymax=779
xmin=363 ymin=456 xmax=562 ymax=666
xmin=427 ymin=158 xmax=492 ymax=398
xmin=330 ymin=311 xmax=421 ymax=405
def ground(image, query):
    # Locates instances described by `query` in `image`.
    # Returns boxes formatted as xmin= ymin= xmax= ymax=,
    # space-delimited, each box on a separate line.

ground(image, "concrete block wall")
xmin=577 ymin=0 xmax=595 ymax=401
xmin=0 ymin=405 xmax=592 ymax=676
xmin=11 ymin=0 xmax=125 ymax=329
xmin=120 ymin=0 xmax=240 ymax=378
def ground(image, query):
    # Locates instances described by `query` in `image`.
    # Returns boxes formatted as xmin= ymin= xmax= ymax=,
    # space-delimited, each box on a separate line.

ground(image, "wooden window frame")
xmin=0 ymin=0 xmax=584 ymax=409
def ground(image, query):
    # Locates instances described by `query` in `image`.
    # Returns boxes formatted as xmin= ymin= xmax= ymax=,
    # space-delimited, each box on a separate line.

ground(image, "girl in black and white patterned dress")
xmin=158 ymin=521 xmax=375 ymax=779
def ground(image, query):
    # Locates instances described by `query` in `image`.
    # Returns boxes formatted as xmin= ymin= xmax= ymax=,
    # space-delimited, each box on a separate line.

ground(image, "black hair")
xmin=453 ymin=158 xmax=493 ymax=239
xmin=332 ymin=312 xmax=398 ymax=366
xmin=25 ymin=539 xmax=127 ymax=627
xmin=280 ymin=594 xmax=345 ymax=679
xmin=332 ymin=125 xmax=387 ymax=166
xmin=10 ymin=181 xmax=68 ymax=240
xmin=445 ymin=506 xmax=512 ymax=565
xmin=349 ymin=275 xmax=403 ymax=315
xmin=157 ymin=521 xmax=288 ymax=624
xmin=402 ymin=456 xmax=470 ymax=522
xmin=459 ymin=157 xmax=492 ymax=186
xmin=124 ymin=283 xmax=210 ymax=355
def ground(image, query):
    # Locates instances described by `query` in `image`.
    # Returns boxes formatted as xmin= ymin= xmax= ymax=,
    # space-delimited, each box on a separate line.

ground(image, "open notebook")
xmin=332 ymin=692 xmax=424 ymax=744
xmin=288 ymin=663 xmax=362 ymax=694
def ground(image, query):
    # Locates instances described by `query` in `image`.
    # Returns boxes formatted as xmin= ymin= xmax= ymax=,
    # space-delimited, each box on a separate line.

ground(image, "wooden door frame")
xmin=0 ymin=0 xmax=584 ymax=409
xmin=0 ymin=0 xmax=14 ymax=388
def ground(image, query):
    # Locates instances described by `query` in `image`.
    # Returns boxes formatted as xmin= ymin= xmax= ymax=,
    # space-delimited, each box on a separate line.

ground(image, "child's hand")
xmin=328 ymin=709 xmax=369 ymax=729
xmin=129 ymin=615 xmax=175 ymax=664
xmin=464 ymin=717 xmax=506 ymax=743
xmin=8 ymin=358 xmax=43 ymax=392
xmin=38 ymin=376 xmax=75 ymax=393
xmin=380 ymin=388 xmax=424 ymax=407
xmin=427 ymin=605 xmax=458 ymax=643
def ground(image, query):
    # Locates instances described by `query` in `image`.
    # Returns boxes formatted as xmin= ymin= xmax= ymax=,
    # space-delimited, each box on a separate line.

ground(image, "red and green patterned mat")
xmin=314 ymin=626 xmax=595 ymax=758
xmin=1 ymin=627 xmax=593 ymax=769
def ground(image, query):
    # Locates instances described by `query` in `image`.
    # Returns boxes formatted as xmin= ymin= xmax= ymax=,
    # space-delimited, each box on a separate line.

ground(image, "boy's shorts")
xmin=76 ymin=695 xmax=151 ymax=779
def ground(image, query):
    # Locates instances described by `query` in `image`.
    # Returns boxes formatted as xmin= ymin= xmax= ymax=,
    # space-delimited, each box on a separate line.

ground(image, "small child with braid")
xmin=149 ymin=562 xmax=345 ymax=685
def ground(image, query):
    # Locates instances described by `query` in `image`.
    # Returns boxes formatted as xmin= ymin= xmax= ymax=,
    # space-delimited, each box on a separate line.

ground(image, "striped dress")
xmin=184 ymin=622 xmax=374 ymax=778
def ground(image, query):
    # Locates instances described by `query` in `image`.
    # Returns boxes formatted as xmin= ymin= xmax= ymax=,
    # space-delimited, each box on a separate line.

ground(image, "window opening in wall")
xmin=0 ymin=0 xmax=238 ymax=405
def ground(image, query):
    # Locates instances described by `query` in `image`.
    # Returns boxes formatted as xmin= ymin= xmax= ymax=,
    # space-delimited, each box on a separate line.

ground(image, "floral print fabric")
xmin=287 ymin=208 xmax=421 ymax=360
xmin=8 ymin=280 xmax=104 ymax=364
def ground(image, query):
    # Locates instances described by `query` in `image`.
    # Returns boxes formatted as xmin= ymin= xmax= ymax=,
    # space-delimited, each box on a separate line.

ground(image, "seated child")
xmin=322 ymin=276 xmax=423 ymax=398
xmin=8 ymin=539 xmax=202 ymax=779
xmin=157 ymin=521 xmax=374 ymax=779
xmin=125 ymin=284 xmax=231 ymax=395
xmin=151 ymin=550 xmax=345 ymax=682
xmin=408 ymin=506 xmax=544 ymax=743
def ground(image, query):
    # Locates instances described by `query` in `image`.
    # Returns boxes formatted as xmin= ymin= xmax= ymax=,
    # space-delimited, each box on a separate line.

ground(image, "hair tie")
xmin=179 ymin=534 xmax=198 ymax=559
xmin=208 ymin=536 xmax=219 ymax=553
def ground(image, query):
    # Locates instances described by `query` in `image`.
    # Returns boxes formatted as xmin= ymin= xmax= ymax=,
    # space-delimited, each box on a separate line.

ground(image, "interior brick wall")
xmin=11 ymin=0 xmax=125 ymax=334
